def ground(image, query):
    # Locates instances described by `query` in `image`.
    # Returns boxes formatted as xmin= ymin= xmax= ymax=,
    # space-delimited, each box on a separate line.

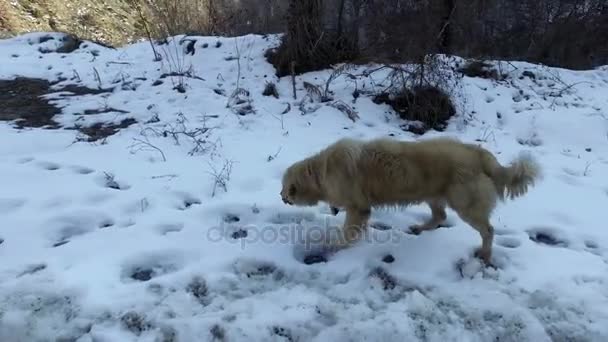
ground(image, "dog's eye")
xmin=289 ymin=184 xmax=296 ymax=196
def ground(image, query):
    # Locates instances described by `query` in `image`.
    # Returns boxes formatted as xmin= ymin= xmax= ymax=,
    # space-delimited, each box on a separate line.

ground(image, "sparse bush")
xmin=266 ymin=0 xmax=358 ymax=76
xmin=458 ymin=60 xmax=501 ymax=80
xmin=262 ymin=81 xmax=279 ymax=98
xmin=132 ymin=0 xmax=288 ymax=39
xmin=374 ymin=85 xmax=455 ymax=134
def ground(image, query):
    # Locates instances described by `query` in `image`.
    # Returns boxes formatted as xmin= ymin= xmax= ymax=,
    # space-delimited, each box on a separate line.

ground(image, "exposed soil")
xmin=0 ymin=77 xmax=62 ymax=129
xmin=75 ymin=118 xmax=138 ymax=142
xmin=0 ymin=76 xmax=135 ymax=141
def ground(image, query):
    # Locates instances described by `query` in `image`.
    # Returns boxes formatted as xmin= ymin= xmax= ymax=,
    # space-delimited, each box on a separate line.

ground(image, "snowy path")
xmin=1 ymin=33 xmax=608 ymax=341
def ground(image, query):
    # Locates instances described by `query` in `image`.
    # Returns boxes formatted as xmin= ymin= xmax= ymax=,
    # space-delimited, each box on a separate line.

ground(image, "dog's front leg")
xmin=332 ymin=207 xmax=371 ymax=250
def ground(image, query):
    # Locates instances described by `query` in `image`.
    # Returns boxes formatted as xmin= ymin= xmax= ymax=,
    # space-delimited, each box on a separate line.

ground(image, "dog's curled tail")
xmin=482 ymin=150 xmax=541 ymax=201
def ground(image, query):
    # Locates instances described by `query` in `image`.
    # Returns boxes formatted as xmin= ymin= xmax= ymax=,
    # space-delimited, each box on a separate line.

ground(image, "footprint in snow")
xmin=0 ymin=198 xmax=26 ymax=214
xmin=17 ymin=263 xmax=47 ymax=277
xmin=583 ymin=240 xmax=604 ymax=257
xmin=156 ymin=223 xmax=184 ymax=235
xmin=292 ymin=239 xmax=333 ymax=265
xmin=39 ymin=196 xmax=73 ymax=209
xmin=82 ymin=192 xmax=115 ymax=205
xmin=370 ymin=221 xmax=392 ymax=231
xmin=171 ymin=191 xmax=202 ymax=210
xmin=47 ymin=211 xmax=114 ymax=247
xmin=495 ymin=236 xmax=522 ymax=249
xmin=16 ymin=157 xmax=34 ymax=164
xmin=585 ymin=240 xmax=599 ymax=250
xmin=526 ymin=227 xmax=569 ymax=248
xmin=36 ymin=161 xmax=61 ymax=171
xmin=493 ymin=227 xmax=519 ymax=236
xmin=96 ymin=172 xmax=131 ymax=191
xmin=69 ymin=165 xmax=95 ymax=175
xmin=99 ymin=218 xmax=115 ymax=229
xmin=232 ymin=258 xmax=284 ymax=280
xmin=238 ymin=178 xmax=265 ymax=193
xmin=121 ymin=251 xmax=185 ymax=282
xmin=269 ymin=210 xmax=316 ymax=225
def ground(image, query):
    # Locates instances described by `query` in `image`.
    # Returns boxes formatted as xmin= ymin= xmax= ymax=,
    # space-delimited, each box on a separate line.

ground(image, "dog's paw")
xmin=408 ymin=226 xmax=423 ymax=235
xmin=473 ymin=248 xmax=495 ymax=268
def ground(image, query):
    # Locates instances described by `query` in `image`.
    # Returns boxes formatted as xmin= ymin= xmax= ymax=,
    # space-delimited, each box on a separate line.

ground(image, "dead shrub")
xmin=266 ymin=0 xmax=358 ymax=77
xmin=457 ymin=60 xmax=501 ymax=80
xmin=374 ymin=85 xmax=455 ymax=134
xmin=262 ymin=81 xmax=279 ymax=98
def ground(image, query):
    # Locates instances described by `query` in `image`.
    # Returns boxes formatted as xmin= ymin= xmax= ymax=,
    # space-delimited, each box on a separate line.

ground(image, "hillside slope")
xmin=0 ymin=0 xmax=143 ymax=45
xmin=1 ymin=32 xmax=608 ymax=341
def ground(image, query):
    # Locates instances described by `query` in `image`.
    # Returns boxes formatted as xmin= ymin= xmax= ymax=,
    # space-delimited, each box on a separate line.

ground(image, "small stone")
xmin=231 ymin=229 xmax=248 ymax=239
xmin=223 ymin=214 xmax=240 ymax=223
xmin=303 ymin=255 xmax=327 ymax=265
xmin=522 ymin=70 xmax=536 ymax=79
xmin=382 ymin=254 xmax=395 ymax=263
xmin=53 ymin=240 xmax=69 ymax=247
xmin=131 ymin=268 xmax=154 ymax=281
xmin=585 ymin=148 xmax=592 ymax=152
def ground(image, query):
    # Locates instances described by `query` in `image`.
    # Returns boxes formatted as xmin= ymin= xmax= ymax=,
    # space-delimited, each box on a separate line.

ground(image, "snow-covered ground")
xmin=1 ymin=32 xmax=608 ymax=341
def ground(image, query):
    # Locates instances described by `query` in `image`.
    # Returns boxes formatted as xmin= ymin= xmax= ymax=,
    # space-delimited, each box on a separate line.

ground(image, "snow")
xmin=1 ymin=31 xmax=608 ymax=341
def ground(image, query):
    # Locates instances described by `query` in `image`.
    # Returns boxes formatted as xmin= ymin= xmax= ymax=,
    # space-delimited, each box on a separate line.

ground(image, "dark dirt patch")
xmin=0 ymin=77 xmax=114 ymax=130
xmin=73 ymin=118 xmax=137 ymax=142
xmin=0 ymin=77 xmax=62 ymax=128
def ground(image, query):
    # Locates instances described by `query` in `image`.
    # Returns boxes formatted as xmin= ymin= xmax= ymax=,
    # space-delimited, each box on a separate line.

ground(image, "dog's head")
xmin=280 ymin=161 xmax=322 ymax=206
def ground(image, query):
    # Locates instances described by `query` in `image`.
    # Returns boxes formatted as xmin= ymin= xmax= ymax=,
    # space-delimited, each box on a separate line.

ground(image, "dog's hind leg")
xmin=447 ymin=176 xmax=497 ymax=266
xmin=410 ymin=200 xmax=447 ymax=235
xmin=458 ymin=211 xmax=495 ymax=265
